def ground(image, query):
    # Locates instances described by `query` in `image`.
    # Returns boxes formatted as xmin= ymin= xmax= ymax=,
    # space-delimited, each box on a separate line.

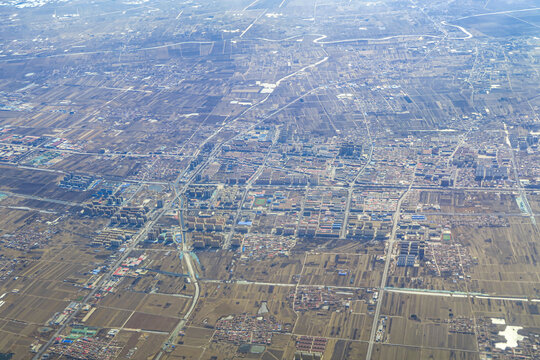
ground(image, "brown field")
xmin=197 ymin=250 xmax=236 ymax=281
xmin=127 ymin=333 xmax=169 ymax=360
xmin=299 ymin=252 xmax=383 ymax=288
xmin=389 ymin=215 xmax=540 ymax=296
xmin=371 ymin=344 xmax=479 ymax=360
xmin=522 ymin=191 xmax=540 ymax=213
xmin=0 ymin=331 xmax=35 ymax=360
xmin=459 ymin=220 xmax=540 ymax=296
xmin=135 ymin=293 xmax=190 ymax=318
xmin=329 ymin=339 xmax=368 ymax=360
xmin=235 ymin=256 xmax=303 ymax=284
xmin=417 ymin=190 xmax=521 ymax=214
xmin=0 ymin=165 xmax=90 ymax=202
xmin=471 ymin=297 xmax=540 ymax=327
xmin=294 ymin=312 xmax=372 ymax=341
xmin=233 ymin=254 xmax=304 ymax=284
xmin=192 ymin=283 xmax=296 ymax=327
xmin=51 ymin=153 xmax=143 ymax=179
xmin=100 ymin=291 xmax=147 ymax=312
xmin=181 ymin=326 xmax=214 ymax=347
xmin=380 ymin=292 xmax=477 ymax=351
xmin=143 ymin=250 xmax=187 ymax=276
xmin=0 ymin=293 xmax=68 ymax=324
xmin=169 ymin=340 xmax=240 ymax=360
xmin=85 ymin=307 xmax=132 ymax=328
xmin=124 ymin=312 xmax=179 ymax=332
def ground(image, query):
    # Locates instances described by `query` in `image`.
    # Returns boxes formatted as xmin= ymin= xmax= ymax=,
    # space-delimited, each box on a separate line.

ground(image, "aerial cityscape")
xmin=0 ymin=0 xmax=539 ymax=359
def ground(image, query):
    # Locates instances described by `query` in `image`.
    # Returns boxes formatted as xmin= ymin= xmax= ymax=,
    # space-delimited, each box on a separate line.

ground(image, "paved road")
xmin=0 ymin=141 xmax=187 ymax=159
xmin=365 ymin=182 xmax=413 ymax=360
xmin=341 ymin=143 xmax=374 ymax=239
xmin=159 ymin=197 xmax=201 ymax=354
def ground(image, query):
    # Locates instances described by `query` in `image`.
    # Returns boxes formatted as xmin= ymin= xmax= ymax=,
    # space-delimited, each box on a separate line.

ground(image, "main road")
xmin=154 ymin=196 xmax=200 ymax=359
xmin=365 ymin=175 xmax=414 ymax=360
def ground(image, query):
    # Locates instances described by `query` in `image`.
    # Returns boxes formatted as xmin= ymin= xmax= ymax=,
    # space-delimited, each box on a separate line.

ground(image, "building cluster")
xmin=475 ymin=165 xmax=509 ymax=182
xmin=112 ymin=254 xmax=147 ymax=278
xmin=0 ymin=256 xmax=24 ymax=281
xmin=295 ymin=336 xmax=327 ymax=356
xmin=214 ymin=314 xmax=283 ymax=345
xmin=47 ymin=301 xmax=81 ymax=326
xmin=185 ymin=211 xmax=227 ymax=232
xmin=43 ymin=137 xmax=81 ymax=151
xmin=305 ymin=189 xmax=348 ymax=213
xmin=64 ymin=325 xmax=98 ymax=340
xmin=1 ymin=225 xmax=57 ymax=251
xmin=185 ymin=185 xmax=216 ymax=208
xmin=109 ymin=206 xmax=149 ymax=227
xmin=392 ymin=218 xmax=442 ymax=268
xmin=0 ymin=133 xmax=45 ymax=146
xmin=255 ymin=168 xmax=311 ymax=186
xmin=131 ymin=158 xmax=183 ymax=182
xmin=476 ymin=318 xmax=540 ymax=359
xmin=59 ymin=173 xmax=95 ymax=191
xmin=298 ymin=210 xmax=344 ymax=239
xmin=87 ymin=184 xmax=125 ymax=206
xmin=198 ymin=157 xmax=257 ymax=185
xmin=443 ymin=215 xmax=509 ymax=228
xmin=49 ymin=337 xmax=121 ymax=360
xmin=86 ymin=254 xmax=149 ymax=294
xmin=391 ymin=214 xmax=476 ymax=276
xmin=95 ymin=275 xmax=123 ymax=294
xmin=397 ymin=240 xmax=425 ymax=267
xmin=346 ymin=216 xmax=391 ymax=241
xmin=239 ymin=234 xmax=295 ymax=260
xmin=414 ymin=154 xmax=456 ymax=188
xmin=443 ymin=317 xmax=475 ymax=335
xmin=92 ymin=228 xmax=135 ymax=247
xmin=239 ymin=211 xmax=298 ymax=237
xmin=25 ymin=150 xmax=64 ymax=167
xmin=192 ymin=232 xmax=224 ymax=248
xmin=424 ymin=242 xmax=474 ymax=279
xmin=375 ymin=316 xmax=388 ymax=342
xmin=223 ymin=129 xmax=274 ymax=154
xmin=185 ymin=185 xmax=242 ymax=210
xmin=246 ymin=188 xmax=304 ymax=212
xmin=210 ymin=187 xmax=241 ymax=210
xmin=396 ymin=218 xmax=444 ymax=242
xmin=0 ymin=133 xmax=78 ymax=166
xmin=0 ymin=144 xmax=29 ymax=163
xmin=268 ymin=192 xmax=303 ymax=212
xmin=0 ymin=131 xmax=80 ymax=149
xmin=353 ymin=191 xmax=399 ymax=212
xmin=289 ymin=286 xmax=346 ymax=311
xmin=146 ymin=226 xmax=175 ymax=243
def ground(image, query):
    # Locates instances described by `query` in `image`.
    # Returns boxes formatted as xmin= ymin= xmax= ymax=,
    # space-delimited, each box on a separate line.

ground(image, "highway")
xmin=155 ymin=196 xmax=201 ymax=358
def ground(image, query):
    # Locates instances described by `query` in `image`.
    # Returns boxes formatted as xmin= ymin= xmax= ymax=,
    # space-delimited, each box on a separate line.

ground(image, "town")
xmin=0 ymin=0 xmax=539 ymax=359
